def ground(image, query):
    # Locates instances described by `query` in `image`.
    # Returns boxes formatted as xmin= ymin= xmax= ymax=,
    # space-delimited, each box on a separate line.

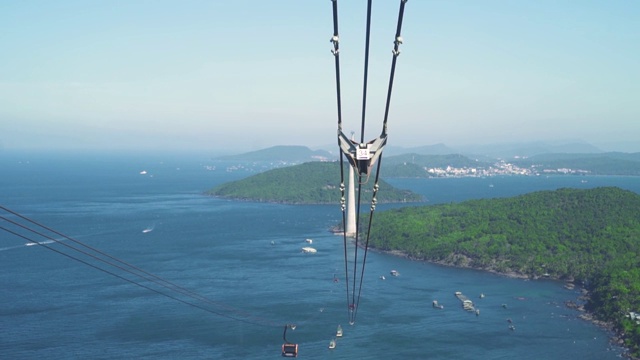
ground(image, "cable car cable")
xmin=0 ymin=208 xmax=285 ymax=327
xmin=330 ymin=0 xmax=408 ymax=325
xmin=0 ymin=224 xmax=270 ymax=327
xmin=0 ymin=206 xmax=260 ymax=322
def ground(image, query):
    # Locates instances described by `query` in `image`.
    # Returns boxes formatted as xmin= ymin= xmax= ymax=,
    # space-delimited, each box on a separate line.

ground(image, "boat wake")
xmin=25 ymin=240 xmax=55 ymax=247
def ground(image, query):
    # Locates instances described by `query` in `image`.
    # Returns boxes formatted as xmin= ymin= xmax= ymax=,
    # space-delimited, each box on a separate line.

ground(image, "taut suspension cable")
xmin=330 ymin=0 xmax=408 ymax=325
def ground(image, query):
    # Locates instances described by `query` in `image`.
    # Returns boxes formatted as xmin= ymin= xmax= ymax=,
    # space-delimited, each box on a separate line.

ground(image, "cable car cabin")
xmin=282 ymin=343 xmax=298 ymax=357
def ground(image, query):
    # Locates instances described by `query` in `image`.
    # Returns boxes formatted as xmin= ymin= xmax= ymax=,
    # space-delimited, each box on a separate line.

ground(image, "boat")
xmin=328 ymin=339 xmax=336 ymax=349
xmin=462 ymin=300 xmax=475 ymax=311
xmin=390 ymin=270 xmax=399 ymax=276
xmin=25 ymin=242 xmax=37 ymax=246
xmin=301 ymin=247 xmax=317 ymax=253
xmin=379 ymin=275 xmax=386 ymax=280
xmin=142 ymin=228 xmax=153 ymax=233
xmin=336 ymin=325 xmax=343 ymax=337
xmin=305 ymin=238 xmax=313 ymax=244
xmin=432 ymin=300 xmax=443 ymax=309
xmin=455 ymin=291 xmax=475 ymax=311
xmin=139 ymin=170 xmax=147 ymax=175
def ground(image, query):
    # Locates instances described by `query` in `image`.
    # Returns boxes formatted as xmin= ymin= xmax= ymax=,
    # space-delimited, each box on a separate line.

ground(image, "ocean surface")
xmin=1 ymin=151 xmax=638 ymax=359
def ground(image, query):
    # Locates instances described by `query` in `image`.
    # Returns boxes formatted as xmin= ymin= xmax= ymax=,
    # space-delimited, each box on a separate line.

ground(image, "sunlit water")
xmin=1 ymin=151 xmax=636 ymax=359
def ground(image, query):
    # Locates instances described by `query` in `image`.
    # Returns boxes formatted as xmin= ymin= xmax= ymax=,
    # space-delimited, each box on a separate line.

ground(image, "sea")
xmin=1 ymin=150 xmax=638 ymax=360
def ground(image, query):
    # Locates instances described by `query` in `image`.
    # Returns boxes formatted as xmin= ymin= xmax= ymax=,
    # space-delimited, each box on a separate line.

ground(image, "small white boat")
xmin=301 ymin=247 xmax=317 ymax=253
xmin=328 ymin=339 xmax=336 ymax=349
xmin=139 ymin=170 xmax=147 ymax=175
xmin=305 ymin=238 xmax=313 ymax=244
xmin=379 ymin=275 xmax=386 ymax=280
xmin=25 ymin=242 xmax=37 ymax=246
xmin=142 ymin=228 xmax=153 ymax=233
xmin=390 ymin=270 xmax=399 ymax=276
xmin=336 ymin=325 xmax=343 ymax=337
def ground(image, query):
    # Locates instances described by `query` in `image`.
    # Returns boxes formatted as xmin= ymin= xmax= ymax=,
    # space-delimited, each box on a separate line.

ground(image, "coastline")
xmin=369 ymin=246 xmax=635 ymax=359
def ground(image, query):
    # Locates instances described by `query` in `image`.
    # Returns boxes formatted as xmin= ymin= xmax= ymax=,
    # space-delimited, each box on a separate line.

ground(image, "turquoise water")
xmin=0 ymin=151 xmax=634 ymax=359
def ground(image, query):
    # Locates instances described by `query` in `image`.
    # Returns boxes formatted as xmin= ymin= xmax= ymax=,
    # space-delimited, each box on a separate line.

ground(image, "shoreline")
xmin=368 ymin=246 xmax=635 ymax=359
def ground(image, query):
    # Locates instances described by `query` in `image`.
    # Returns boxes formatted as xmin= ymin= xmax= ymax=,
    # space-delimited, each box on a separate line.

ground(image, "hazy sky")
xmin=1 ymin=0 xmax=639 ymax=153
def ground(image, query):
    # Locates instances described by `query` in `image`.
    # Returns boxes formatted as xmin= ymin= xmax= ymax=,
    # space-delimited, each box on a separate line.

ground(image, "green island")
xmin=206 ymin=161 xmax=422 ymax=204
xmin=366 ymin=186 xmax=640 ymax=357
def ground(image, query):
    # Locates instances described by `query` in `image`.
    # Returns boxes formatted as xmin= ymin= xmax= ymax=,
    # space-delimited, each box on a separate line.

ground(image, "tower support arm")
xmin=338 ymin=130 xmax=387 ymax=179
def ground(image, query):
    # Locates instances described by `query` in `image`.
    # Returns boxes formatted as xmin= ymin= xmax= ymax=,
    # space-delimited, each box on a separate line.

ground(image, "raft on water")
xmin=454 ymin=291 xmax=475 ymax=311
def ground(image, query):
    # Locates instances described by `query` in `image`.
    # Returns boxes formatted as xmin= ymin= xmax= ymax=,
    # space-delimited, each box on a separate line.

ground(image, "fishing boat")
xmin=336 ymin=325 xmax=343 ymax=337
xmin=329 ymin=339 xmax=336 ymax=349
xmin=390 ymin=269 xmax=399 ymax=276
xmin=301 ymin=247 xmax=317 ymax=253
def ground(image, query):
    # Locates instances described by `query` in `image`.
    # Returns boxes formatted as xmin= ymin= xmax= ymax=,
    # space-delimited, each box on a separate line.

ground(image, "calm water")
xmin=1 ymin=151 xmax=636 ymax=359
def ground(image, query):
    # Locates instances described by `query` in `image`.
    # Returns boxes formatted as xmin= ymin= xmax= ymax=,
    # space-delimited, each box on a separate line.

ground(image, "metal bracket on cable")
xmin=337 ymin=130 xmax=387 ymax=183
xmin=331 ymin=35 xmax=340 ymax=56
xmin=393 ymin=36 xmax=403 ymax=56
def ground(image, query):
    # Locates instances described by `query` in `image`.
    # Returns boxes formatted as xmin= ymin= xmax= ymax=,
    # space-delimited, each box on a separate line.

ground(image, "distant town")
xmin=426 ymin=159 xmax=591 ymax=178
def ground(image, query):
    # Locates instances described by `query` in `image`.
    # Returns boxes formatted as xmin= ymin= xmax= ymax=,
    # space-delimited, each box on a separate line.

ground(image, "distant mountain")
xmin=382 ymin=153 xmax=492 ymax=178
xmin=206 ymin=161 xmax=423 ymax=204
xmin=511 ymin=152 xmax=640 ymax=175
xmin=214 ymin=145 xmax=332 ymax=162
xmin=385 ymin=143 xmax=456 ymax=156
xmin=457 ymin=141 xmax=604 ymax=159
xmin=324 ymin=141 xmax=606 ymax=159
xmin=385 ymin=153 xmax=489 ymax=168
xmin=213 ymin=144 xmax=640 ymax=177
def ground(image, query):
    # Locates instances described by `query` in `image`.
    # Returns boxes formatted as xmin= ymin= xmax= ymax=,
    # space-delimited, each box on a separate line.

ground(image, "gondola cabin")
xmin=282 ymin=343 xmax=298 ymax=357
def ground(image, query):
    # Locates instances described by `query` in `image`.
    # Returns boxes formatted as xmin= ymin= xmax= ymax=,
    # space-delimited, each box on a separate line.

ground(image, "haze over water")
xmin=1 ymin=152 xmax=637 ymax=359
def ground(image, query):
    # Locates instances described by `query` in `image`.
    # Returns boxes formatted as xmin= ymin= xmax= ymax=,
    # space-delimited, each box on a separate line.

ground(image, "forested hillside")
xmin=207 ymin=161 xmax=422 ymax=204
xmin=367 ymin=187 xmax=640 ymax=356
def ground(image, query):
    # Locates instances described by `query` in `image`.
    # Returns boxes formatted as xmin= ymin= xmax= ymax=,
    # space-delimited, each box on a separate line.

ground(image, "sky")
xmin=1 ymin=0 xmax=639 ymax=154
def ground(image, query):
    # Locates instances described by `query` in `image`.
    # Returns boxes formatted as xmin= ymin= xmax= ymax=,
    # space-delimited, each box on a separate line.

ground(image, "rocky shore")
xmin=373 ymin=247 xmax=636 ymax=359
